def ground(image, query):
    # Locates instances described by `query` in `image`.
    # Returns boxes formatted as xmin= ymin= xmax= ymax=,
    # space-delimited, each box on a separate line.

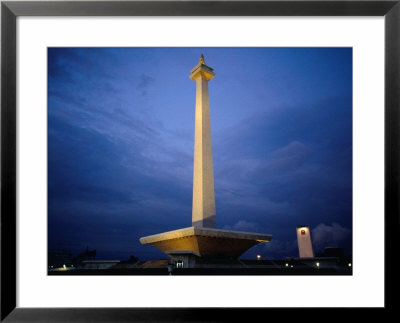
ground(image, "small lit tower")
xmin=296 ymin=226 xmax=315 ymax=258
xmin=190 ymin=55 xmax=216 ymax=228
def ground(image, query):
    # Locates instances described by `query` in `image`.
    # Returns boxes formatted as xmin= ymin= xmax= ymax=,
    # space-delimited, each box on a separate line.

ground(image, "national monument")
xmin=139 ymin=55 xmax=272 ymax=267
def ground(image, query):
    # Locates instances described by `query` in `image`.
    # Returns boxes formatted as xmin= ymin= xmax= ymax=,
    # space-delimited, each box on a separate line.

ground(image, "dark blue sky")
xmin=48 ymin=48 xmax=352 ymax=261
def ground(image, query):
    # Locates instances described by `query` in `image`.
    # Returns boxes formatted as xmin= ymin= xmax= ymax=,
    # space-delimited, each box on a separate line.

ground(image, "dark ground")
xmin=48 ymin=267 xmax=352 ymax=276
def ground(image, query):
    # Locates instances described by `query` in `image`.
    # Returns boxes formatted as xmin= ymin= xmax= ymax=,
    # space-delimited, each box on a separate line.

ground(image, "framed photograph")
xmin=1 ymin=0 xmax=398 ymax=321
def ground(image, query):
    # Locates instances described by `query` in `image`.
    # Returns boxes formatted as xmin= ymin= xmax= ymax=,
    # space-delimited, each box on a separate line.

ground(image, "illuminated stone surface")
xmin=190 ymin=55 xmax=216 ymax=228
xmin=139 ymin=56 xmax=272 ymax=262
xmin=296 ymin=226 xmax=315 ymax=258
xmin=140 ymin=227 xmax=272 ymax=259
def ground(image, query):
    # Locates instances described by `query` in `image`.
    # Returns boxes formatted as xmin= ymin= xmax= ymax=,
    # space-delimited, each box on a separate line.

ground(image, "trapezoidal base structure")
xmin=139 ymin=227 xmax=272 ymax=260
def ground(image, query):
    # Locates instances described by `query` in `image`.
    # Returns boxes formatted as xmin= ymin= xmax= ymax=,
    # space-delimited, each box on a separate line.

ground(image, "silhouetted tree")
xmin=128 ymin=255 xmax=138 ymax=263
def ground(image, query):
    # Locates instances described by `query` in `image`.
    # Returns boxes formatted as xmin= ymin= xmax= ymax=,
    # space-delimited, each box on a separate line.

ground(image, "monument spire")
xmin=190 ymin=55 xmax=216 ymax=228
xmin=139 ymin=56 xmax=272 ymax=265
xmin=200 ymin=54 xmax=205 ymax=64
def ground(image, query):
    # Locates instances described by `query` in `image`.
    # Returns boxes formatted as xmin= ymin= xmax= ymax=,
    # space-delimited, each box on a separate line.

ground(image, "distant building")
xmin=48 ymin=250 xmax=73 ymax=268
xmin=324 ymin=247 xmax=344 ymax=258
xmin=73 ymin=247 xmax=96 ymax=267
xmin=81 ymin=260 xmax=120 ymax=270
xmin=291 ymin=228 xmax=350 ymax=269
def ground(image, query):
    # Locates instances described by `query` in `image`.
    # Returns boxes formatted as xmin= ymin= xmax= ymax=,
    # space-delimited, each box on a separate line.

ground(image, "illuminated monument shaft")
xmin=190 ymin=55 xmax=216 ymax=228
xmin=139 ymin=55 xmax=272 ymax=264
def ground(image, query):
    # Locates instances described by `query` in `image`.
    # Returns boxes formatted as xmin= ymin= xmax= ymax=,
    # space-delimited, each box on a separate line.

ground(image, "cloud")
xmin=254 ymin=141 xmax=313 ymax=183
xmin=214 ymin=96 xmax=352 ymax=162
xmin=137 ymin=74 xmax=155 ymax=96
xmin=223 ymin=220 xmax=257 ymax=232
xmin=311 ymin=223 xmax=352 ymax=252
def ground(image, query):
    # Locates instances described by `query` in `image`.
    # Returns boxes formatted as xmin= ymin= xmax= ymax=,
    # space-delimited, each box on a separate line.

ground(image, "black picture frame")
xmin=1 ymin=1 xmax=399 ymax=321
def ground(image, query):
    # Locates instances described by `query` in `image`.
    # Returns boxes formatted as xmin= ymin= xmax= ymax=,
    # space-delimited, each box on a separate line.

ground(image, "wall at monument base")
xmin=168 ymin=254 xmax=198 ymax=268
xmin=296 ymin=227 xmax=315 ymax=258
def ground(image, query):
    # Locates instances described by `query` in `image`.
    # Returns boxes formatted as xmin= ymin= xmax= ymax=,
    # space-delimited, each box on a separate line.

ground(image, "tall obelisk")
xmin=190 ymin=55 xmax=216 ymax=228
xmin=140 ymin=56 xmax=272 ymax=262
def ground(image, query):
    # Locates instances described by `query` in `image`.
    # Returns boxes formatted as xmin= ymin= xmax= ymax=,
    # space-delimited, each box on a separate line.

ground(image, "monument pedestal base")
xmin=140 ymin=226 xmax=272 ymax=262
